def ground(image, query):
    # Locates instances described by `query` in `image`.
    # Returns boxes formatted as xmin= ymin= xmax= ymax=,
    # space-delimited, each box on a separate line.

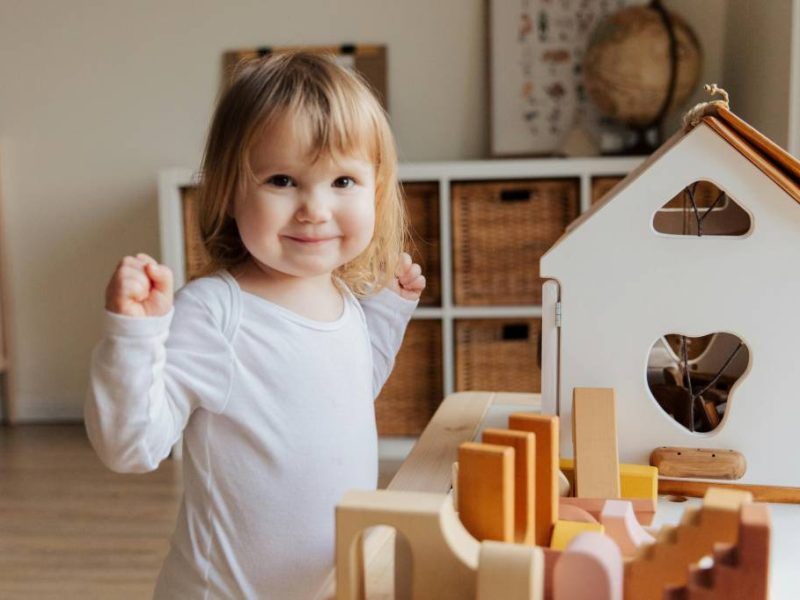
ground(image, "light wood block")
xmin=572 ymin=388 xmax=620 ymax=499
xmin=477 ymin=541 xmax=544 ymax=600
xmin=336 ymin=490 xmax=480 ymax=600
xmin=482 ymin=428 xmax=536 ymax=544
xmin=458 ymin=442 xmax=515 ymax=542
xmin=553 ymin=532 xmax=622 ymax=600
xmin=508 ymin=413 xmax=559 ymax=547
xmin=549 ymin=520 xmax=604 ymax=551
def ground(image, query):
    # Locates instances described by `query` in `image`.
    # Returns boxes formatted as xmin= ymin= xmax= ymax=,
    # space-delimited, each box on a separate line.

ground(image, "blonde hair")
xmin=194 ymin=51 xmax=408 ymax=297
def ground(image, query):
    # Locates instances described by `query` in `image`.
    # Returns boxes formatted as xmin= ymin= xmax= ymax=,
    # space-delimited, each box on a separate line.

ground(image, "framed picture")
xmin=222 ymin=44 xmax=388 ymax=111
xmin=489 ymin=0 xmax=631 ymax=157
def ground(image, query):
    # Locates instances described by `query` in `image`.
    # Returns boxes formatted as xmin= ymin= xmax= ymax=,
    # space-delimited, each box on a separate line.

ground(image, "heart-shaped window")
xmin=646 ymin=332 xmax=749 ymax=433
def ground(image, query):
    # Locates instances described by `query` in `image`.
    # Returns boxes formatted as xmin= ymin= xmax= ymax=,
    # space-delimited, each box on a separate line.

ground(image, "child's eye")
xmin=266 ymin=175 xmax=295 ymax=188
xmin=333 ymin=176 xmax=356 ymax=189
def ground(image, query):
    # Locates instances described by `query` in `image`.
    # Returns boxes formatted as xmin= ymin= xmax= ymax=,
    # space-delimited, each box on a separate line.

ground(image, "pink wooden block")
xmin=553 ymin=532 xmax=622 ymax=600
xmin=600 ymin=500 xmax=655 ymax=558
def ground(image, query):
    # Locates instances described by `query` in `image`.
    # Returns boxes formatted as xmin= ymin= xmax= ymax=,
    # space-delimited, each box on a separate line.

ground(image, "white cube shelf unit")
xmin=158 ymin=156 xmax=643 ymax=450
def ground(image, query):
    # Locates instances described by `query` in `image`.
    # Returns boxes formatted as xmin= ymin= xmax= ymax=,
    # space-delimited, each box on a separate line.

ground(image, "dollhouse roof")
xmin=567 ymin=106 xmax=800 ymax=236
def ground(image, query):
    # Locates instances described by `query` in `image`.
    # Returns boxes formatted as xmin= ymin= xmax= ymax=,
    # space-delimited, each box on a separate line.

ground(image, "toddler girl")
xmin=85 ymin=52 xmax=425 ymax=599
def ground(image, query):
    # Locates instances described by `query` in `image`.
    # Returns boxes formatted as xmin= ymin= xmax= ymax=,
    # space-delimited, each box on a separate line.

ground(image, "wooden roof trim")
xmin=703 ymin=108 xmax=800 ymax=204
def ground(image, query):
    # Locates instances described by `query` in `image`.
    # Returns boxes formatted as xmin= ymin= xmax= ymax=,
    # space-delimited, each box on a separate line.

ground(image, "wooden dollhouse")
xmin=539 ymin=104 xmax=800 ymax=492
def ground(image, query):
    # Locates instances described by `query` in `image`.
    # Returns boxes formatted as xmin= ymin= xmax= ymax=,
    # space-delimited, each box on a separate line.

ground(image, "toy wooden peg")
xmin=508 ymin=413 xmax=559 ymax=546
xmin=482 ymin=428 xmax=536 ymax=544
xmin=572 ymin=388 xmax=620 ymax=499
xmin=554 ymin=532 xmax=623 ymax=600
xmin=457 ymin=442 xmax=515 ymax=542
xmin=476 ymin=540 xmax=544 ymax=600
xmin=599 ymin=500 xmax=655 ymax=557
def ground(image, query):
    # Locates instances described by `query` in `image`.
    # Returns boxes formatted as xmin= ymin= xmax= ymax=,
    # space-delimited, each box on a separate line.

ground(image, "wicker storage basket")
xmin=404 ymin=181 xmax=441 ymax=306
xmin=455 ymin=319 xmax=541 ymax=393
xmin=375 ymin=319 xmax=443 ymax=436
xmin=181 ymin=185 xmax=209 ymax=281
xmin=591 ymin=176 xmax=625 ymax=204
xmin=452 ymin=179 xmax=579 ymax=305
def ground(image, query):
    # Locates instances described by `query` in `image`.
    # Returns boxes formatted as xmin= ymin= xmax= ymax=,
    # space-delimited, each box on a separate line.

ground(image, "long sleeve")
xmin=84 ymin=288 xmax=234 ymax=473
xmin=359 ymin=288 xmax=418 ymax=396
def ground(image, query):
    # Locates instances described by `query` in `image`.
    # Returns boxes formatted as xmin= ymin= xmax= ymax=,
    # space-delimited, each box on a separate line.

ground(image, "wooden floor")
xmin=0 ymin=424 xmax=401 ymax=599
xmin=0 ymin=424 xmax=182 ymax=599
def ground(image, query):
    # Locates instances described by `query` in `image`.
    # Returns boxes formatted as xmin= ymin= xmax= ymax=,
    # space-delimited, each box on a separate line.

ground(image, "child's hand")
xmin=392 ymin=252 xmax=426 ymax=301
xmin=105 ymin=253 xmax=174 ymax=317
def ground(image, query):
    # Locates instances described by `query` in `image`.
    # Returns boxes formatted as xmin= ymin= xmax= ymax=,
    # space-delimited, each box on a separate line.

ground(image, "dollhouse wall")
xmin=540 ymin=124 xmax=800 ymax=487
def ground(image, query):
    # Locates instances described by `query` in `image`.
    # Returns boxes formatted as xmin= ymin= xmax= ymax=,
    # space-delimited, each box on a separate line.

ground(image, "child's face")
xmin=234 ymin=115 xmax=376 ymax=282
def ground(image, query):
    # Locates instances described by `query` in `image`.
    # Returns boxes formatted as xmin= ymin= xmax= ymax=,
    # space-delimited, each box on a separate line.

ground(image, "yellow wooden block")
xmin=619 ymin=463 xmax=658 ymax=500
xmin=559 ymin=459 xmax=657 ymax=502
xmin=549 ymin=520 xmax=605 ymax=551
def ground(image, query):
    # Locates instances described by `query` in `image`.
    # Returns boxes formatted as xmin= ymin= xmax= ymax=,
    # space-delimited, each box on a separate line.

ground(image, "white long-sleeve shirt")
xmin=85 ymin=270 xmax=417 ymax=599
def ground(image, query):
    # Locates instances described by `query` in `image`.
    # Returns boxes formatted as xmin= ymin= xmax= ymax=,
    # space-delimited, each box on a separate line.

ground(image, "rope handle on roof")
xmin=682 ymin=84 xmax=731 ymax=130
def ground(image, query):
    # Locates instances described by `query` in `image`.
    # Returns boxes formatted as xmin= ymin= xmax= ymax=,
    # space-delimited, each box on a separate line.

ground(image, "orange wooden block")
xmin=508 ymin=413 xmax=559 ymax=547
xmin=572 ymin=388 xmax=620 ymax=499
xmin=457 ymin=442 xmax=514 ymax=542
xmin=482 ymin=428 xmax=536 ymax=545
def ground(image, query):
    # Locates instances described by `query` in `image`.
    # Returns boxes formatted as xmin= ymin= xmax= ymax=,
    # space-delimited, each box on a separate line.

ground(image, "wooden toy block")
xmin=508 ymin=413 xmax=559 ymax=546
xmin=560 ymin=459 xmax=658 ymax=502
xmin=662 ymin=502 xmax=770 ymax=600
xmin=651 ymin=447 xmax=747 ymax=480
xmin=457 ymin=442 xmax=515 ymax=542
xmin=482 ymin=428 xmax=536 ymax=544
xmin=477 ymin=540 xmax=544 ymax=600
xmin=549 ymin=520 xmax=604 ymax=551
xmin=599 ymin=500 xmax=655 ymax=558
xmin=572 ymin=388 xmax=621 ymax=499
xmin=558 ymin=503 xmax=598 ymax=524
xmin=559 ymin=496 xmax=655 ymax=526
xmin=624 ymin=487 xmax=753 ymax=600
xmin=553 ymin=532 xmax=622 ymax=600
xmin=336 ymin=490 xmax=480 ymax=600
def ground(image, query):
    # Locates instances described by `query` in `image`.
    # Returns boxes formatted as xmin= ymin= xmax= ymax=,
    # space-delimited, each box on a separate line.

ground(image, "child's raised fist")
xmin=105 ymin=253 xmax=174 ymax=317
xmin=392 ymin=251 xmax=426 ymax=301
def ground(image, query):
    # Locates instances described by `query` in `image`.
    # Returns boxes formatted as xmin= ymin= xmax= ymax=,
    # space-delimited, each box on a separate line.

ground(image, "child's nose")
xmin=296 ymin=192 xmax=332 ymax=223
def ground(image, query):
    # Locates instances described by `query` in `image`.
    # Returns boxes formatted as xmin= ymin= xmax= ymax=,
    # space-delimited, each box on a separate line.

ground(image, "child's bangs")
xmin=287 ymin=85 xmax=381 ymax=166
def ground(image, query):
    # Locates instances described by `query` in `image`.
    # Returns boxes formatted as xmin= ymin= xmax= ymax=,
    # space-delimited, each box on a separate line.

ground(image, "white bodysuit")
xmin=84 ymin=270 xmax=417 ymax=599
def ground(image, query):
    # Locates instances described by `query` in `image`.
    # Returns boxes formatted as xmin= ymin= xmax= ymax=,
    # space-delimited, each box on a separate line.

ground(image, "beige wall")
xmin=0 ymin=0 xmax=785 ymax=421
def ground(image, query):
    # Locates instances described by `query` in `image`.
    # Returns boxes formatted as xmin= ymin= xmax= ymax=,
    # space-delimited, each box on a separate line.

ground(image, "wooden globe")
xmin=583 ymin=5 xmax=702 ymax=129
